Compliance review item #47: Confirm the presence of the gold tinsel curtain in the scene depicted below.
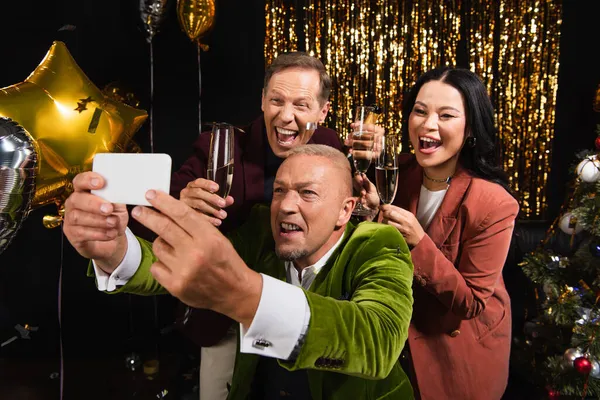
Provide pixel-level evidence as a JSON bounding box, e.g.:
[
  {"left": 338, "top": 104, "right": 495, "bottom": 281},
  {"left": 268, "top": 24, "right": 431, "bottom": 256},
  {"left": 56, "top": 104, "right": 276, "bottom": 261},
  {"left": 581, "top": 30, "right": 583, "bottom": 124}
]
[{"left": 264, "top": 0, "right": 562, "bottom": 219}]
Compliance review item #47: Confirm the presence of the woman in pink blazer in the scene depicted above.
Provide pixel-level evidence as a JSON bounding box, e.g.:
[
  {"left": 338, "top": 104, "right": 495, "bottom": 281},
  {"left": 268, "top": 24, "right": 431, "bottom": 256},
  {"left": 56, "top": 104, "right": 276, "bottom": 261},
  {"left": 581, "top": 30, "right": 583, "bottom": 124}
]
[{"left": 361, "top": 67, "right": 519, "bottom": 399}]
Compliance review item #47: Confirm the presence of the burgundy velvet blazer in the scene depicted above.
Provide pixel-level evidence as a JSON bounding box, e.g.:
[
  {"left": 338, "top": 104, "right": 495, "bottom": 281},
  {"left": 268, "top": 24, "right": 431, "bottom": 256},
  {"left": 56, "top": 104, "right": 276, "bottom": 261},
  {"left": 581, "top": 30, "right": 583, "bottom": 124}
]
[
  {"left": 171, "top": 115, "right": 342, "bottom": 346},
  {"left": 394, "top": 155, "right": 518, "bottom": 400}
]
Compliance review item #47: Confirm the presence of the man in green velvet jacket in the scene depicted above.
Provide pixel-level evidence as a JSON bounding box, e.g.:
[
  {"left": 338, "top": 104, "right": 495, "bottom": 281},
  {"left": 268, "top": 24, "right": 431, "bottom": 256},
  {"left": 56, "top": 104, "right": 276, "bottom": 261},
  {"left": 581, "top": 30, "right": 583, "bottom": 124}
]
[{"left": 63, "top": 144, "right": 414, "bottom": 399}]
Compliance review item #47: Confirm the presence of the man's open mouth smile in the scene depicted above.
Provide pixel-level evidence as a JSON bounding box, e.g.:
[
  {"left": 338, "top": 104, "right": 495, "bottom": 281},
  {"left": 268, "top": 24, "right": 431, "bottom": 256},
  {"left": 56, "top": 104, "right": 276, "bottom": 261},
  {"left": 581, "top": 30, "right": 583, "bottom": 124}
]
[{"left": 276, "top": 127, "right": 299, "bottom": 146}]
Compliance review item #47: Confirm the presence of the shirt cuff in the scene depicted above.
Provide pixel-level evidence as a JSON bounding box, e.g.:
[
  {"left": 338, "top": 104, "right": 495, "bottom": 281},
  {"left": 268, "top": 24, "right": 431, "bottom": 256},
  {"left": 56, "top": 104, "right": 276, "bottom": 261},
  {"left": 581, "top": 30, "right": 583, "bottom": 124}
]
[
  {"left": 92, "top": 227, "right": 142, "bottom": 292},
  {"left": 239, "top": 274, "right": 310, "bottom": 360}
]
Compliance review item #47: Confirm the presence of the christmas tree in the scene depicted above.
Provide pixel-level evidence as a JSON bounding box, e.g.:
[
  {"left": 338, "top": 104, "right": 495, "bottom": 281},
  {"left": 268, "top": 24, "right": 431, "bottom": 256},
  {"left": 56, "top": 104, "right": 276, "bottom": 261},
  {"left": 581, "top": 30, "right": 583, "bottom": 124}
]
[{"left": 518, "top": 125, "right": 600, "bottom": 399}]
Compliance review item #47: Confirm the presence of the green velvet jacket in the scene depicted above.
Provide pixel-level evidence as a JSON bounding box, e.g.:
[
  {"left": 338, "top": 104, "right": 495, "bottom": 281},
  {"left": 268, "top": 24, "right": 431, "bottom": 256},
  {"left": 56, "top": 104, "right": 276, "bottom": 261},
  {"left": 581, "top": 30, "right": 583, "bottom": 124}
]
[{"left": 96, "top": 205, "right": 415, "bottom": 399}]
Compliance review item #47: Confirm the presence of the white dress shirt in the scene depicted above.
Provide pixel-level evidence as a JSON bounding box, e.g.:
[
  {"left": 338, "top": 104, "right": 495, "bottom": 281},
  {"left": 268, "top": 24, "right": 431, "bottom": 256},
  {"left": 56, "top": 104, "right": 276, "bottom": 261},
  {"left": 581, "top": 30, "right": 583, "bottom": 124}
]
[
  {"left": 92, "top": 227, "right": 141, "bottom": 291},
  {"left": 416, "top": 185, "right": 448, "bottom": 230},
  {"left": 93, "top": 228, "right": 345, "bottom": 360}
]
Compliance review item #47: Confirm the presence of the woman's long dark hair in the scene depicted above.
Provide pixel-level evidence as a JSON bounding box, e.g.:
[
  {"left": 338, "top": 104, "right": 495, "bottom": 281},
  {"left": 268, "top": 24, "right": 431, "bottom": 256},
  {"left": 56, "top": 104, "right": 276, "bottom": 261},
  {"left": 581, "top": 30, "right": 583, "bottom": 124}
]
[{"left": 401, "top": 67, "right": 515, "bottom": 197}]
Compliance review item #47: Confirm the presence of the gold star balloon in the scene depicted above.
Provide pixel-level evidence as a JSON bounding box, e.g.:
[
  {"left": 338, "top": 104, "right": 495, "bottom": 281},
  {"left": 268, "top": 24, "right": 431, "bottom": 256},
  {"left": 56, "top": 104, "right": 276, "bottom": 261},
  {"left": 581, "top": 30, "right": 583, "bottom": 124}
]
[{"left": 0, "top": 41, "right": 148, "bottom": 231}]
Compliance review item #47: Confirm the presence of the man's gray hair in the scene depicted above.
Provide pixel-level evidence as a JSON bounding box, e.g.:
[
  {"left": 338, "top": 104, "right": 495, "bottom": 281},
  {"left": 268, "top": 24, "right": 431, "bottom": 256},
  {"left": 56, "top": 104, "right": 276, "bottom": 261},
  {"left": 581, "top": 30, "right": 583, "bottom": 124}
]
[{"left": 263, "top": 52, "right": 332, "bottom": 105}]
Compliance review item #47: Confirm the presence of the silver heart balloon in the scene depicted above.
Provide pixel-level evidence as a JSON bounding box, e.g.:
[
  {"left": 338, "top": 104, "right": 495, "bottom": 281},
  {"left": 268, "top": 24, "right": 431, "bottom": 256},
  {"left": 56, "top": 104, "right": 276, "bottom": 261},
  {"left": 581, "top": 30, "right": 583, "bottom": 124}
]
[{"left": 0, "top": 118, "right": 37, "bottom": 255}]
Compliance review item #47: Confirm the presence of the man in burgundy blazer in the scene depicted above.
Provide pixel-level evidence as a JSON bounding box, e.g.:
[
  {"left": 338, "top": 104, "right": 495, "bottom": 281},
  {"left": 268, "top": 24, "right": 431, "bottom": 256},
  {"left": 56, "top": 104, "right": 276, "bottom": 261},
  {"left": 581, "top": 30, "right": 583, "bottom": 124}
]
[
  {"left": 393, "top": 154, "right": 518, "bottom": 399},
  {"left": 170, "top": 114, "right": 342, "bottom": 346}
]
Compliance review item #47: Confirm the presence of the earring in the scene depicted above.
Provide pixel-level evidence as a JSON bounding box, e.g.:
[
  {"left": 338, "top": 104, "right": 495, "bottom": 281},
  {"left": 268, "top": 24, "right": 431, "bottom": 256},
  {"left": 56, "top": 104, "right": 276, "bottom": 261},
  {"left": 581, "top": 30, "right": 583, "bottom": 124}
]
[{"left": 467, "top": 137, "right": 476, "bottom": 148}]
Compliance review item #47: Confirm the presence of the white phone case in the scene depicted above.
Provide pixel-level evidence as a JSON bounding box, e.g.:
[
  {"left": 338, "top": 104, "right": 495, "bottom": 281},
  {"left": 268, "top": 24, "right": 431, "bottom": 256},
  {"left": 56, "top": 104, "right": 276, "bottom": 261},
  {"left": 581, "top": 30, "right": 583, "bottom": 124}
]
[{"left": 91, "top": 153, "right": 172, "bottom": 206}]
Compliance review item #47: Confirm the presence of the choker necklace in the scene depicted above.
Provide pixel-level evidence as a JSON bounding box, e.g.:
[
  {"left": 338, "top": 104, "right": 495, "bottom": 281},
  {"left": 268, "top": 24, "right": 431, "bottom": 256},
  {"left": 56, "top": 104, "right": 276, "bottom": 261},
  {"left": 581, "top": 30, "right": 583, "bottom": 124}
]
[{"left": 423, "top": 171, "right": 452, "bottom": 184}]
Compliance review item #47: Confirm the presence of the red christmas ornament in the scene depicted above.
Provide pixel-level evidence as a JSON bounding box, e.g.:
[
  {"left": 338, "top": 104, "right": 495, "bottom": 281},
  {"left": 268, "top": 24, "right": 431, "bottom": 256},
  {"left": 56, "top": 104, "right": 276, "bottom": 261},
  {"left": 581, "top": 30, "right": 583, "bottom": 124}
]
[
  {"left": 595, "top": 136, "right": 600, "bottom": 150},
  {"left": 547, "top": 388, "right": 560, "bottom": 399},
  {"left": 574, "top": 356, "right": 593, "bottom": 374}
]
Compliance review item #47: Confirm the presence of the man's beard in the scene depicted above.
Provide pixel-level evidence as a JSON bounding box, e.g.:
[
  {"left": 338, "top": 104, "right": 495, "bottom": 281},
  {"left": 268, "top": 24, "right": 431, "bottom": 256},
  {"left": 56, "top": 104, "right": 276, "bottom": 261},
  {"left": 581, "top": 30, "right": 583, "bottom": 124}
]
[{"left": 275, "top": 247, "right": 309, "bottom": 262}]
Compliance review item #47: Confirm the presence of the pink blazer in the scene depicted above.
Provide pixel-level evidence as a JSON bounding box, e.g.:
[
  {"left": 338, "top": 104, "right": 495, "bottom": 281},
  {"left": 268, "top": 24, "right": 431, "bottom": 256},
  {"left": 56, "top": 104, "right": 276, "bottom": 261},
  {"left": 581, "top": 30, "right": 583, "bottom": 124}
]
[{"left": 394, "top": 155, "right": 519, "bottom": 400}]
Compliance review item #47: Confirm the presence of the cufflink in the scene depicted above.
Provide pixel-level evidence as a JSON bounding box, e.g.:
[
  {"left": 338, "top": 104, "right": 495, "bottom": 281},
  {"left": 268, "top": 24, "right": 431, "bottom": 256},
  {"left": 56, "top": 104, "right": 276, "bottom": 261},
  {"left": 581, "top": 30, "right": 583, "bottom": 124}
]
[{"left": 252, "top": 338, "right": 272, "bottom": 349}]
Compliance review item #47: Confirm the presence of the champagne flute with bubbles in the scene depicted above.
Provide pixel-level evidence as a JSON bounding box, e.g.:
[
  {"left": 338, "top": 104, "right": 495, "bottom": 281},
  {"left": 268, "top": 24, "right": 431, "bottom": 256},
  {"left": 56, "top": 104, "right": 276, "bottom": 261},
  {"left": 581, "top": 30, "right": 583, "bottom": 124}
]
[
  {"left": 375, "top": 135, "right": 399, "bottom": 204},
  {"left": 351, "top": 105, "right": 379, "bottom": 216},
  {"left": 207, "top": 123, "right": 234, "bottom": 198},
  {"left": 181, "top": 123, "right": 235, "bottom": 326}
]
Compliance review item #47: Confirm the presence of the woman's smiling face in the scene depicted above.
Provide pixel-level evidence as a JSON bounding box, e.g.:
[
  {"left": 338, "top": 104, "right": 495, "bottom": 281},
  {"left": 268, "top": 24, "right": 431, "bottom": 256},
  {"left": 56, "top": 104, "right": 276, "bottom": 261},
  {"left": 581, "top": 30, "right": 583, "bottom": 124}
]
[{"left": 408, "top": 80, "right": 467, "bottom": 172}]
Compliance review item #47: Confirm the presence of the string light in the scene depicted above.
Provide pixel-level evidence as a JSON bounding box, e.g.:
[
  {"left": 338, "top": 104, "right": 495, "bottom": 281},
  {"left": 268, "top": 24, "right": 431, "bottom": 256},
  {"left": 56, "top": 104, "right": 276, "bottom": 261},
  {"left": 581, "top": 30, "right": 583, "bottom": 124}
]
[{"left": 265, "top": 0, "right": 561, "bottom": 219}]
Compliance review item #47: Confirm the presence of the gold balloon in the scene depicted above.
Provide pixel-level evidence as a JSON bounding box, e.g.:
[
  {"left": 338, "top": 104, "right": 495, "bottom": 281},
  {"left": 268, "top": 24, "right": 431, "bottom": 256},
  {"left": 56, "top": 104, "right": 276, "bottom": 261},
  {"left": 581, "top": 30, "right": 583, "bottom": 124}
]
[
  {"left": 0, "top": 41, "right": 148, "bottom": 225},
  {"left": 176, "top": 0, "right": 216, "bottom": 46},
  {"left": 102, "top": 83, "right": 144, "bottom": 155},
  {"left": 102, "top": 81, "right": 142, "bottom": 108}
]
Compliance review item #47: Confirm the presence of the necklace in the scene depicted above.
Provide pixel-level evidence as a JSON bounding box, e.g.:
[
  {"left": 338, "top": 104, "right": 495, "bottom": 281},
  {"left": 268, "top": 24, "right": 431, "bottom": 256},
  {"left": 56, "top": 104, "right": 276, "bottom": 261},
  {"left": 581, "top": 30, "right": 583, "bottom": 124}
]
[{"left": 423, "top": 171, "right": 452, "bottom": 184}]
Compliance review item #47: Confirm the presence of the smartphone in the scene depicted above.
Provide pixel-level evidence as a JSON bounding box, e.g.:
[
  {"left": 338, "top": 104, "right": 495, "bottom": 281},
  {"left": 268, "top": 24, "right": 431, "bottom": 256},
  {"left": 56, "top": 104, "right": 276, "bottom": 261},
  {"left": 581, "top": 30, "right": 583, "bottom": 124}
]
[{"left": 91, "top": 153, "right": 172, "bottom": 206}]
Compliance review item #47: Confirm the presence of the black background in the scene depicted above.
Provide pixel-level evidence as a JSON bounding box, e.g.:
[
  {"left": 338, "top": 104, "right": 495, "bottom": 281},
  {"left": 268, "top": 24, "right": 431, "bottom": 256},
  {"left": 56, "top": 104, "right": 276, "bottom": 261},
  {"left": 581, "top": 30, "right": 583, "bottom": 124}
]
[
  {"left": 0, "top": 0, "right": 266, "bottom": 398},
  {"left": 0, "top": 0, "right": 598, "bottom": 399}
]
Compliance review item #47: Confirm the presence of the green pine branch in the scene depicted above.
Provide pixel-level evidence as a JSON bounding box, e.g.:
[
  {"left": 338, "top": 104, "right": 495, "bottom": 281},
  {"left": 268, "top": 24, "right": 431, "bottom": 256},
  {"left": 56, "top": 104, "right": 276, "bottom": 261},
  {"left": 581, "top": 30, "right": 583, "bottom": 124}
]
[
  {"left": 572, "top": 322, "right": 600, "bottom": 357},
  {"left": 517, "top": 143, "right": 600, "bottom": 397}
]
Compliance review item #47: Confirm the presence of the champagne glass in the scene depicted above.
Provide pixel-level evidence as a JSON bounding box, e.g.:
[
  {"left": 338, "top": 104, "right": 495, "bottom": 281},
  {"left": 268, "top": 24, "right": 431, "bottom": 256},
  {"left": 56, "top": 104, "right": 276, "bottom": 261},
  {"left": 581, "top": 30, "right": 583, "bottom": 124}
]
[
  {"left": 183, "top": 123, "right": 235, "bottom": 326},
  {"left": 352, "top": 105, "right": 379, "bottom": 216},
  {"left": 207, "top": 122, "right": 234, "bottom": 198},
  {"left": 375, "top": 135, "right": 399, "bottom": 204},
  {"left": 305, "top": 121, "right": 318, "bottom": 136}
]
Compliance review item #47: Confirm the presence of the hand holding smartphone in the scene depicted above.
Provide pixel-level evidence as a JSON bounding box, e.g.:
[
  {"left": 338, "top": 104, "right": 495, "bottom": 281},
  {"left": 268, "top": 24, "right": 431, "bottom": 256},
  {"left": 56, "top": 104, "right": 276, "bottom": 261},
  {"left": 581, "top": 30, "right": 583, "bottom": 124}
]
[{"left": 91, "top": 153, "right": 172, "bottom": 206}]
